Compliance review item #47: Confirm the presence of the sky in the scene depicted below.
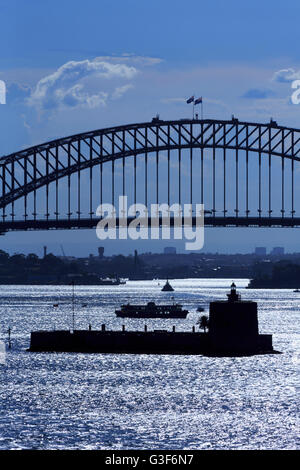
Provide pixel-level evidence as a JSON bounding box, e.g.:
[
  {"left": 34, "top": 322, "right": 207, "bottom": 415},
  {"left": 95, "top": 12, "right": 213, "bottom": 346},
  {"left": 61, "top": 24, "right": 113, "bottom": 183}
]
[{"left": 1, "top": 0, "right": 300, "bottom": 256}]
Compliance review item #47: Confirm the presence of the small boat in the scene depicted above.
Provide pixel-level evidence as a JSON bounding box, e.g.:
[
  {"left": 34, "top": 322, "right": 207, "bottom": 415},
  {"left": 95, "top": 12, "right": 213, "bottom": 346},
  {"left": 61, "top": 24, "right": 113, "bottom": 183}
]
[
  {"left": 197, "top": 306, "right": 205, "bottom": 313},
  {"left": 115, "top": 301, "right": 188, "bottom": 318},
  {"left": 161, "top": 279, "right": 174, "bottom": 292}
]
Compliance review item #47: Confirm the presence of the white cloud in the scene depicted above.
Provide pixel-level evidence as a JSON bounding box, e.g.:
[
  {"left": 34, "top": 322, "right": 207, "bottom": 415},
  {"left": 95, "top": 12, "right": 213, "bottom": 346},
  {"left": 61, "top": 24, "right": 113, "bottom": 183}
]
[
  {"left": 96, "top": 55, "right": 163, "bottom": 66},
  {"left": 27, "top": 58, "right": 138, "bottom": 110},
  {"left": 112, "top": 84, "right": 134, "bottom": 100},
  {"left": 272, "top": 68, "right": 300, "bottom": 83},
  {"left": 161, "top": 97, "right": 186, "bottom": 104},
  {"left": 56, "top": 84, "right": 108, "bottom": 108},
  {"left": 21, "top": 113, "right": 31, "bottom": 129}
]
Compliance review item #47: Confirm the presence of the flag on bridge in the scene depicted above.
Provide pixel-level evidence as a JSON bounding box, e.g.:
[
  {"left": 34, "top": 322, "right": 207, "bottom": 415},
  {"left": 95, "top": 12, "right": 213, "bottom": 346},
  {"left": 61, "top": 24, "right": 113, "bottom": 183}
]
[
  {"left": 194, "top": 97, "right": 202, "bottom": 105},
  {"left": 186, "top": 96, "right": 194, "bottom": 104}
]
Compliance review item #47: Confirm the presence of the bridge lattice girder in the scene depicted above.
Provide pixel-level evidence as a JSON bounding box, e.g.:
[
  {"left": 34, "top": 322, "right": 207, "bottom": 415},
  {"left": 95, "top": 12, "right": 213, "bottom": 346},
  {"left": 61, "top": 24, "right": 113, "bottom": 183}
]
[{"left": 0, "top": 118, "right": 299, "bottom": 229}]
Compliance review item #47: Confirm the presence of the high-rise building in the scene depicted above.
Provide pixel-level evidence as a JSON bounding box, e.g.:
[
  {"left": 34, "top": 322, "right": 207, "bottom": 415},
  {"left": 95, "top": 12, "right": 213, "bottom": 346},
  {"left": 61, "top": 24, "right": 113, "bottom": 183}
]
[
  {"left": 98, "top": 247, "right": 104, "bottom": 258},
  {"left": 270, "top": 247, "right": 284, "bottom": 256},
  {"left": 164, "top": 247, "right": 177, "bottom": 255},
  {"left": 254, "top": 247, "right": 267, "bottom": 256}
]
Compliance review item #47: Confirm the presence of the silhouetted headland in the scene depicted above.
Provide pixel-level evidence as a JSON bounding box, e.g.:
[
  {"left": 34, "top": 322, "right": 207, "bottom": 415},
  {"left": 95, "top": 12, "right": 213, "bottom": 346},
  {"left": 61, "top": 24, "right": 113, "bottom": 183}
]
[
  {"left": 248, "top": 261, "right": 300, "bottom": 288},
  {"left": 2, "top": 248, "right": 300, "bottom": 284}
]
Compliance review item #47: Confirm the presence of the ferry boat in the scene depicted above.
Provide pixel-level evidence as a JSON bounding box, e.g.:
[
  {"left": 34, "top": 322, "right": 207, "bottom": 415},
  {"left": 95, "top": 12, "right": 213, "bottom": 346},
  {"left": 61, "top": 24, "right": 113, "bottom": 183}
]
[
  {"left": 115, "top": 301, "right": 188, "bottom": 318},
  {"left": 98, "top": 277, "right": 126, "bottom": 286}
]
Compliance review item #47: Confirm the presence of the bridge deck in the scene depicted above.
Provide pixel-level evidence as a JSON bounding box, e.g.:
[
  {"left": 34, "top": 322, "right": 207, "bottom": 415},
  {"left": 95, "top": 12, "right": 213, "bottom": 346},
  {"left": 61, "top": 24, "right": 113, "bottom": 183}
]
[{"left": 0, "top": 216, "right": 299, "bottom": 234}]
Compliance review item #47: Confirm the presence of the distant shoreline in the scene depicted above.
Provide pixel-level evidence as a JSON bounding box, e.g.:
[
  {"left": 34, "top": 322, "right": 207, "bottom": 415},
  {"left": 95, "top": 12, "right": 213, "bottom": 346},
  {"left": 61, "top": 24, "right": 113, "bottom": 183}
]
[{"left": 247, "top": 280, "right": 300, "bottom": 289}]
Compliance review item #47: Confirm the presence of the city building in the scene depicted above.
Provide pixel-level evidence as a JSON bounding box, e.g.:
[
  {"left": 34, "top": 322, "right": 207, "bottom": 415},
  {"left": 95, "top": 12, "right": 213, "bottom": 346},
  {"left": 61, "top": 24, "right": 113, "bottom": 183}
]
[
  {"left": 254, "top": 247, "right": 267, "bottom": 256},
  {"left": 271, "top": 247, "right": 285, "bottom": 256},
  {"left": 98, "top": 247, "right": 104, "bottom": 258},
  {"left": 164, "top": 247, "right": 177, "bottom": 255}
]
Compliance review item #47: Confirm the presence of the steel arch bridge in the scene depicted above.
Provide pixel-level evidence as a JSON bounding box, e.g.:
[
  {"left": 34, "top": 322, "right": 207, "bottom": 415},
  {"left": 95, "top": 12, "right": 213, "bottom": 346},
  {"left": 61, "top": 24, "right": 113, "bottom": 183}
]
[{"left": 1, "top": 117, "right": 300, "bottom": 234}]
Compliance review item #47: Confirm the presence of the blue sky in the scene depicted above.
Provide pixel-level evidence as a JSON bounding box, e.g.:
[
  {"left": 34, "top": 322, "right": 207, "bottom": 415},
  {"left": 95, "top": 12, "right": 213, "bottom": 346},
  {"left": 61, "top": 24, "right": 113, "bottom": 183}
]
[{"left": 1, "top": 0, "right": 300, "bottom": 255}]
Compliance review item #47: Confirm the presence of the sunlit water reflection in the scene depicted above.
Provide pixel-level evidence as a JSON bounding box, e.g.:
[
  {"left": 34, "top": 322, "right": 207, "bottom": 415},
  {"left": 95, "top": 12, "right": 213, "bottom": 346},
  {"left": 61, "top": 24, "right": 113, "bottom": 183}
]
[{"left": 0, "top": 279, "right": 299, "bottom": 449}]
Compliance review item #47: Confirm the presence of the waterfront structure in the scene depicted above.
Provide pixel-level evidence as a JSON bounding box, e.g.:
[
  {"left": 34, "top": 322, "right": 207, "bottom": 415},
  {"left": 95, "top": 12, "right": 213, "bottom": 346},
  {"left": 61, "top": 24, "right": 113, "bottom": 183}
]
[{"left": 29, "top": 284, "right": 275, "bottom": 356}]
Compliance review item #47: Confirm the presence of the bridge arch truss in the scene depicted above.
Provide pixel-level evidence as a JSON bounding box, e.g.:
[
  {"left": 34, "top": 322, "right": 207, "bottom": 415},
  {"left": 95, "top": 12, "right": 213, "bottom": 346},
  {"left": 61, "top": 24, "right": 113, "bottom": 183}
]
[{"left": 1, "top": 118, "right": 300, "bottom": 232}]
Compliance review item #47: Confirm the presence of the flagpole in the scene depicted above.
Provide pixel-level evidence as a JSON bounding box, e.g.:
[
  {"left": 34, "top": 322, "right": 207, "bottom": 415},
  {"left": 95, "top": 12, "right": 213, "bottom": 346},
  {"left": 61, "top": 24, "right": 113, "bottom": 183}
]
[
  {"left": 193, "top": 92, "right": 195, "bottom": 120},
  {"left": 186, "top": 96, "right": 195, "bottom": 119}
]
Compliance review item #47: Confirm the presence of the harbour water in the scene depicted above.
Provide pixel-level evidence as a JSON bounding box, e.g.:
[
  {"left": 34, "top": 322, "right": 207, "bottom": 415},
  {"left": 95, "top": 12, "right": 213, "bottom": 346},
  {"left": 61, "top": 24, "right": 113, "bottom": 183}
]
[{"left": 0, "top": 279, "right": 298, "bottom": 449}]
